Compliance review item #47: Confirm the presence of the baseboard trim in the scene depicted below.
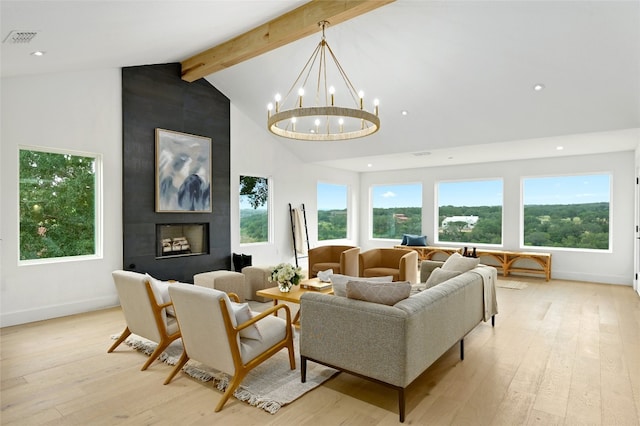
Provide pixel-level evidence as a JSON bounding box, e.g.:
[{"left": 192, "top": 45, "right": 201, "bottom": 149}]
[{"left": 0, "top": 296, "right": 119, "bottom": 328}]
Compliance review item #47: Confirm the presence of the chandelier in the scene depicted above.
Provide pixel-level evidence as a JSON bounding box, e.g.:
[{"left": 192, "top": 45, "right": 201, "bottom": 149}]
[{"left": 267, "top": 21, "right": 380, "bottom": 141}]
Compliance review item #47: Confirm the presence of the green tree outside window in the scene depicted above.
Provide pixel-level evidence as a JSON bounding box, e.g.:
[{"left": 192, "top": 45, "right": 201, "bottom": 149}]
[{"left": 19, "top": 149, "right": 98, "bottom": 260}]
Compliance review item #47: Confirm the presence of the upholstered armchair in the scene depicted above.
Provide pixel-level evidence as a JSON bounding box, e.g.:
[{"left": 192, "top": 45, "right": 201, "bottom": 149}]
[
  {"left": 359, "top": 248, "right": 419, "bottom": 283},
  {"left": 108, "top": 270, "right": 181, "bottom": 370},
  {"left": 308, "top": 245, "right": 360, "bottom": 278},
  {"left": 164, "top": 283, "right": 295, "bottom": 412}
]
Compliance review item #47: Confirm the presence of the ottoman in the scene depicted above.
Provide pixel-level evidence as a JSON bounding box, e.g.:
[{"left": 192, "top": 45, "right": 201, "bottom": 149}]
[
  {"left": 242, "top": 265, "right": 276, "bottom": 302},
  {"left": 194, "top": 270, "right": 246, "bottom": 302}
]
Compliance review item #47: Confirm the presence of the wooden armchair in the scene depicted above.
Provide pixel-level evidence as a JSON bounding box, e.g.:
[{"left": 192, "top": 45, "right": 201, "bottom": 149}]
[
  {"left": 308, "top": 245, "right": 360, "bottom": 278},
  {"left": 359, "top": 248, "right": 419, "bottom": 283},
  {"left": 108, "top": 270, "right": 181, "bottom": 370},
  {"left": 164, "top": 283, "right": 295, "bottom": 412}
]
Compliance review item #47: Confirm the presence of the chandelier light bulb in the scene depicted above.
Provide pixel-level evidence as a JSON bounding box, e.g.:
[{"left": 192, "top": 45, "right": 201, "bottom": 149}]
[
  {"left": 298, "top": 88, "right": 304, "bottom": 107},
  {"left": 358, "top": 90, "right": 364, "bottom": 109},
  {"left": 373, "top": 99, "right": 379, "bottom": 116},
  {"left": 267, "top": 102, "right": 273, "bottom": 118},
  {"left": 329, "top": 86, "right": 335, "bottom": 105}
]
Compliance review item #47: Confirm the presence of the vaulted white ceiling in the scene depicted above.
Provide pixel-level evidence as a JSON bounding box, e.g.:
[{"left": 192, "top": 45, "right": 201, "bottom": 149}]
[{"left": 2, "top": 1, "right": 638, "bottom": 171}]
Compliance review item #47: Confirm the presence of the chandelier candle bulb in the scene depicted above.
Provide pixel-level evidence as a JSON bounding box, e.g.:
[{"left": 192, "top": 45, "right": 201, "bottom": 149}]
[
  {"left": 298, "top": 88, "right": 304, "bottom": 108},
  {"left": 275, "top": 94, "right": 281, "bottom": 113},
  {"left": 330, "top": 86, "right": 335, "bottom": 106},
  {"left": 374, "top": 99, "right": 379, "bottom": 116},
  {"left": 359, "top": 91, "right": 364, "bottom": 110}
]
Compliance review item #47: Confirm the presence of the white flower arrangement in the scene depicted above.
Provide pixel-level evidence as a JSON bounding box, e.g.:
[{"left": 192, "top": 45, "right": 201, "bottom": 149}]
[{"left": 268, "top": 263, "right": 303, "bottom": 291}]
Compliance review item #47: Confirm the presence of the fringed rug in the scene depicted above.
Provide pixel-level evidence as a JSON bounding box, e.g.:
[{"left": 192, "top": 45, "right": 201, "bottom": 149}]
[
  {"left": 111, "top": 332, "right": 338, "bottom": 414},
  {"left": 496, "top": 280, "right": 528, "bottom": 290}
]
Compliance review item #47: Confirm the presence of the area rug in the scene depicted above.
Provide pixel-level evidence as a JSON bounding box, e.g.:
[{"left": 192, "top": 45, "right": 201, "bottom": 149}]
[
  {"left": 111, "top": 332, "right": 338, "bottom": 414},
  {"left": 496, "top": 280, "right": 528, "bottom": 290}
]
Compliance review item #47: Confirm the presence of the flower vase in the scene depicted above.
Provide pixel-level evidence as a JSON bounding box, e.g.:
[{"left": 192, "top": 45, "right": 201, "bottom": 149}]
[{"left": 278, "top": 282, "right": 292, "bottom": 293}]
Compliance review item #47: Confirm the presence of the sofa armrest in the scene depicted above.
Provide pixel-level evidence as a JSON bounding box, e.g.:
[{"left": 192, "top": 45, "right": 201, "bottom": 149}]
[{"left": 300, "top": 292, "right": 408, "bottom": 387}]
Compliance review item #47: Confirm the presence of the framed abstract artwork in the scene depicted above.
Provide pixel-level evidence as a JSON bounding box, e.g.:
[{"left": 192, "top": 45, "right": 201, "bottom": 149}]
[{"left": 155, "top": 128, "right": 212, "bottom": 212}]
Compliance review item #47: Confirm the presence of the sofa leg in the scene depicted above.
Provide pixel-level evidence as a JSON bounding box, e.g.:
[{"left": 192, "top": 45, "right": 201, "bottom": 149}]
[
  {"left": 492, "top": 314, "right": 495, "bottom": 327},
  {"left": 460, "top": 338, "right": 464, "bottom": 361},
  {"left": 398, "top": 388, "right": 405, "bottom": 423},
  {"left": 301, "top": 356, "right": 307, "bottom": 383}
]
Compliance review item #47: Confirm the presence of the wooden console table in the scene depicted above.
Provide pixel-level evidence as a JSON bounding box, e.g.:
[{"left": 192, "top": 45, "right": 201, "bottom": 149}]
[{"left": 396, "top": 245, "right": 552, "bottom": 281}]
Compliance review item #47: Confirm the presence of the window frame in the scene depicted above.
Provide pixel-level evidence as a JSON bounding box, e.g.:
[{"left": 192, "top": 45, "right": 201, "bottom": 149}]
[
  {"left": 18, "top": 145, "right": 103, "bottom": 266},
  {"left": 520, "top": 172, "right": 612, "bottom": 252},
  {"left": 434, "top": 178, "right": 504, "bottom": 247},
  {"left": 239, "top": 174, "right": 272, "bottom": 245},
  {"left": 369, "top": 182, "right": 423, "bottom": 241},
  {"left": 316, "top": 181, "right": 350, "bottom": 242}
]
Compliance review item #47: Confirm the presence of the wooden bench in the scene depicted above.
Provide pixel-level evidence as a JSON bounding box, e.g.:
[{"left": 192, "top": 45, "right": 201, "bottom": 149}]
[{"left": 396, "top": 245, "right": 552, "bottom": 281}]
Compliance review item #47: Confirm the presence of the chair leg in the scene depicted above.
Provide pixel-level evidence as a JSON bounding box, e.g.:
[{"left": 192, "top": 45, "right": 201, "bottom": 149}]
[
  {"left": 215, "top": 371, "right": 246, "bottom": 412},
  {"left": 287, "top": 338, "right": 296, "bottom": 370},
  {"left": 398, "top": 388, "right": 405, "bottom": 423},
  {"left": 164, "top": 352, "right": 189, "bottom": 385},
  {"left": 107, "top": 327, "right": 131, "bottom": 353},
  {"left": 141, "top": 338, "right": 172, "bottom": 371}
]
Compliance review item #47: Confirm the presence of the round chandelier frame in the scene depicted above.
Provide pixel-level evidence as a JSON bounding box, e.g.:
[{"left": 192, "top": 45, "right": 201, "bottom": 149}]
[{"left": 267, "top": 21, "right": 380, "bottom": 141}]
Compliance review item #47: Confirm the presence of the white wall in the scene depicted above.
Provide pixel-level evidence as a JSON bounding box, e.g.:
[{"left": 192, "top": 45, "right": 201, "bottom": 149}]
[
  {"left": 1, "top": 70, "right": 123, "bottom": 327},
  {"left": 229, "top": 104, "right": 360, "bottom": 271},
  {"left": 359, "top": 151, "right": 636, "bottom": 285}
]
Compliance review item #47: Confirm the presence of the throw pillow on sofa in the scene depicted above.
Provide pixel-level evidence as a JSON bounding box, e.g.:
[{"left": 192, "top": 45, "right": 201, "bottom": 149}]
[
  {"left": 441, "top": 252, "right": 480, "bottom": 272},
  {"left": 425, "top": 267, "right": 462, "bottom": 288},
  {"left": 330, "top": 274, "right": 393, "bottom": 297},
  {"left": 346, "top": 280, "right": 412, "bottom": 306}
]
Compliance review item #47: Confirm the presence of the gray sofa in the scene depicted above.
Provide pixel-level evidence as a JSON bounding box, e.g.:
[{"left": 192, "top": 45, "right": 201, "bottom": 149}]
[{"left": 299, "top": 261, "right": 497, "bottom": 422}]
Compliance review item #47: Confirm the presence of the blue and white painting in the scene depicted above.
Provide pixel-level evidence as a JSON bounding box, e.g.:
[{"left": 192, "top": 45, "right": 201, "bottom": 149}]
[{"left": 155, "top": 128, "right": 212, "bottom": 212}]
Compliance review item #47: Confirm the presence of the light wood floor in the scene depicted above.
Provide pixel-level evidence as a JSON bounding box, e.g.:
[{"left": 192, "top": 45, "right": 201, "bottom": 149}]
[{"left": 2, "top": 278, "right": 639, "bottom": 425}]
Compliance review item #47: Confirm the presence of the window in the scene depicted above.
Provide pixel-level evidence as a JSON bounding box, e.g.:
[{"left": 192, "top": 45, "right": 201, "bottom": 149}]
[
  {"left": 317, "top": 182, "right": 348, "bottom": 240},
  {"left": 239, "top": 175, "right": 270, "bottom": 244},
  {"left": 437, "top": 179, "right": 503, "bottom": 245},
  {"left": 19, "top": 147, "right": 100, "bottom": 262},
  {"left": 371, "top": 183, "right": 422, "bottom": 239},
  {"left": 522, "top": 174, "right": 610, "bottom": 250}
]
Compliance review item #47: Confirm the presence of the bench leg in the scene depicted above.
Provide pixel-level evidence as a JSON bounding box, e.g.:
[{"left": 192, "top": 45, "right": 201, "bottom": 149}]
[
  {"left": 460, "top": 338, "right": 464, "bottom": 360},
  {"left": 398, "top": 388, "right": 405, "bottom": 423}
]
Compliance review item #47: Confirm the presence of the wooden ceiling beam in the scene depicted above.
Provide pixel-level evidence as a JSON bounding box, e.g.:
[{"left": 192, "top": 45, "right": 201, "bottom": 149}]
[{"left": 181, "top": 0, "right": 396, "bottom": 82}]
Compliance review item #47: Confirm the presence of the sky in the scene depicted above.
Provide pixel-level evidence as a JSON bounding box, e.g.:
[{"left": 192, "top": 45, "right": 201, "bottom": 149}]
[
  {"left": 317, "top": 182, "right": 348, "bottom": 210},
  {"left": 523, "top": 174, "right": 610, "bottom": 205}
]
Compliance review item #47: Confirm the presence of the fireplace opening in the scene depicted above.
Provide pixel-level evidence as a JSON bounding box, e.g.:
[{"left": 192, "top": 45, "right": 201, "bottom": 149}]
[{"left": 156, "top": 223, "right": 209, "bottom": 259}]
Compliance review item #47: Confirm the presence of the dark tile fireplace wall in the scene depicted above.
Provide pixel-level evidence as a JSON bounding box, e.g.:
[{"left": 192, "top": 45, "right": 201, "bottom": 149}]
[{"left": 122, "top": 63, "right": 231, "bottom": 282}]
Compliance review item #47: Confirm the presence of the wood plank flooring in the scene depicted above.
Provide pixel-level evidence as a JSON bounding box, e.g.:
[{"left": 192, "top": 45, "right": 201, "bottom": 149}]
[{"left": 1, "top": 278, "right": 639, "bottom": 425}]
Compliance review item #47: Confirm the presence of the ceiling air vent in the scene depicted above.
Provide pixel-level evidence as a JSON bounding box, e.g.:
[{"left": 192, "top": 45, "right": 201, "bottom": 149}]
[
  {"left": 3, "top": 30, "right": 38, "bottom": 44},
  {"left": 412, "top": 151, "right": 431, "bottom": 157}
]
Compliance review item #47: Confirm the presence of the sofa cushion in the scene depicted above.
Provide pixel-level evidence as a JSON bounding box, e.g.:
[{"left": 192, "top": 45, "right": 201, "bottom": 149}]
[
  {"left": 425, "top": 267, "right": 462, "bottom": 288},
  {"left": 229, "top": 302, "right": 262, "bottom": 341},
  {"left": 441, "top": 252, "right": 480, "bottom": 273},
  {"left": 330, "top": 274, "right": 393, "bottom": 297},
  {"left": 346, "top": 280, "right": 412, "bottom": 306}
]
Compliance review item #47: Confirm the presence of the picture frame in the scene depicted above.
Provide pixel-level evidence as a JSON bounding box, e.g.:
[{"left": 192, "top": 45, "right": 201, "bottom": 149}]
[{"left": 155, "top": 128, "right": 212, "bottom": 213}]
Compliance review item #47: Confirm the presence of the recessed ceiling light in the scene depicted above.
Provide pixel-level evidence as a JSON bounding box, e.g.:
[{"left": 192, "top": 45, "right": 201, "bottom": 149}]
[
  {"left": 556, "top": 146, "right": 564, "bottom": 150},
  {"left": 367, "top": 163, "right": 372, "bottom": 168},
  {"left": 30, "top": 51, "right": 45, "bottom": 56},
  {"left": 533, "top": 83, "right": 545, "bottom": 91},
  {"left": 401, "top": 110, "right": 408, "bottom": 116}
]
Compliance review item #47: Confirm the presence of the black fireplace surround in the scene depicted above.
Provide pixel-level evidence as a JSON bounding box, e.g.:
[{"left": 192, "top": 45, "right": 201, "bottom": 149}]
[{"left": 122, "top": 63, "right": 231, "bottom": 283}]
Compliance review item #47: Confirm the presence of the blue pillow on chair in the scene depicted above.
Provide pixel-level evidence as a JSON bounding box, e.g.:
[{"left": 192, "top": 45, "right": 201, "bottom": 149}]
[{"left": 406, "top": 235, "right": 427, "bottom": 246}]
